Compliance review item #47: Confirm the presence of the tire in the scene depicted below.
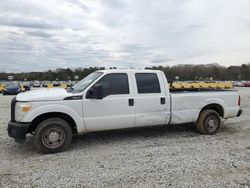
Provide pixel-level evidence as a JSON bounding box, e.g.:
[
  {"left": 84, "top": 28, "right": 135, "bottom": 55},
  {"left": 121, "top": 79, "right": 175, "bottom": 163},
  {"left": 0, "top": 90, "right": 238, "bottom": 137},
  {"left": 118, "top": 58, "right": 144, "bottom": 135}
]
[
  {"left": 196, "top": 109, "right": 221, "bottom": 135},
  {"left": 33, "top": 118, "right": 72, "bottom": 153}
]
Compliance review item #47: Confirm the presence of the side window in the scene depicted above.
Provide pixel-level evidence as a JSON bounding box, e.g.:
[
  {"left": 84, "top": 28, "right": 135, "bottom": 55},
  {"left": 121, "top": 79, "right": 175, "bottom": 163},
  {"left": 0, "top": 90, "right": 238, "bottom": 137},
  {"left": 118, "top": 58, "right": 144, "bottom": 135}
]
[
  {"left": 135, "top": 73, "right": 161, "bottom": 94},
  {"left": 95, "top": 73, "right": 129, "bottom": 97}
]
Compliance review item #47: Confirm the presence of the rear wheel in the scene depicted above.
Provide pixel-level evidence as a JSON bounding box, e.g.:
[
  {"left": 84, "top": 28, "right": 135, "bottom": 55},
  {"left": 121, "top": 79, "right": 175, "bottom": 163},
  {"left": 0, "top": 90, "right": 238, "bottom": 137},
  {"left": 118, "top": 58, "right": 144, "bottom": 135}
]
[
  {"left": 33, "top": 118, "right": 72, "bottom": 153},
  {"left": 196, "top": 109, "right": 221, "bottom": 134}
]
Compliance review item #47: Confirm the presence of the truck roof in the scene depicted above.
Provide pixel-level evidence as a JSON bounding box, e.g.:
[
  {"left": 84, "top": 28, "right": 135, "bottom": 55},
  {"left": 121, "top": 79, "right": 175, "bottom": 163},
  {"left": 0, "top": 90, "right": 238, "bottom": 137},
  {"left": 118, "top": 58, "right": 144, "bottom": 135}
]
[{"left": 97, "top": 69, "right": 163, "bottom": 74}]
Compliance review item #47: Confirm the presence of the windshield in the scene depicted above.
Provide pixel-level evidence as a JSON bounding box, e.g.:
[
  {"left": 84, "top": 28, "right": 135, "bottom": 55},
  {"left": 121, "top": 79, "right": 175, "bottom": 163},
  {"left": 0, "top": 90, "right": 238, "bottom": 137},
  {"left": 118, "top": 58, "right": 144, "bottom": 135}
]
[
  {"left": 6, "top": 82, "right": 19, "bottom": 87},
  {"left": 72, "top": 72, "right": 103, "bottom": 93}
]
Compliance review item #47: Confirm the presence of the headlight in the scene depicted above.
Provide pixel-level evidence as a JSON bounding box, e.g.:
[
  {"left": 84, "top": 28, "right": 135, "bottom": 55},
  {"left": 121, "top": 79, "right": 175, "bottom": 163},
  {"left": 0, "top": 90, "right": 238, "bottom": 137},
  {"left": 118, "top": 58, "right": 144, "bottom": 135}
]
[{"left": 15, "top": 102, "right": 31, "bottom": 121}]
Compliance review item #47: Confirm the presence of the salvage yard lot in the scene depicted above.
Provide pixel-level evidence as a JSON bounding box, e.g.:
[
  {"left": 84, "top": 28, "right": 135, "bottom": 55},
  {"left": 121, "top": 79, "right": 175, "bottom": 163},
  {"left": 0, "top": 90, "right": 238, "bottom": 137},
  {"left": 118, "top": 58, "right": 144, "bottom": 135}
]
[{"left": 0, "top": 88, "right": 249, "bottom": 187}]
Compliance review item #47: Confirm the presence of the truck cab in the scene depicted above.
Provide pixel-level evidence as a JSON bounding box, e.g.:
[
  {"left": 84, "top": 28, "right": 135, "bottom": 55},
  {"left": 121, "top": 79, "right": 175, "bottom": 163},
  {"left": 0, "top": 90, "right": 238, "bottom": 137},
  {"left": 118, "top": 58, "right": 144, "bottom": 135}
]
[{"left": 81, "top": 70, "right": 171, "bottom": 131}]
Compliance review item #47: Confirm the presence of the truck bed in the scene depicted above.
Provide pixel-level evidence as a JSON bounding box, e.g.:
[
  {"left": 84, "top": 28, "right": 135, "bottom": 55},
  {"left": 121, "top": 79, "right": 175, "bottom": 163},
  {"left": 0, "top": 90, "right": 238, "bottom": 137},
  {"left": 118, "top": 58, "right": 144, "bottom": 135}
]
[{"left": 169, "top": 89, "right": 239, "bottom": 125}]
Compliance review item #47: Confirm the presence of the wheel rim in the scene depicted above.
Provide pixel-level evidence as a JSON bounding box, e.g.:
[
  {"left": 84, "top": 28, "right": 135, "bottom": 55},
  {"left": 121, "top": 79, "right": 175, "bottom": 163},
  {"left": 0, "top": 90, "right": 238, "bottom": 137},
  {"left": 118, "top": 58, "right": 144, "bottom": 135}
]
[
  {"left": 42, "top": 127, "right": 65, "bottom": 149},
  {"left": 205, "top": 115, "right": 219, "bottom": 132}
]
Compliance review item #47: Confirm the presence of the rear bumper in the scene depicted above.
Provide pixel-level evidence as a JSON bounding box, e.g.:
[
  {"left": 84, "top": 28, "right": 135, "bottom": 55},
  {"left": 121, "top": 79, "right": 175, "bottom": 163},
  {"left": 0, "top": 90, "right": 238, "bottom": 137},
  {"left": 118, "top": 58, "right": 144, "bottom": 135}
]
[
  {"left": 8, "top": 121, "right": 30, "bottom": 143},
  {"left": 237, "top": 109, "right": 242, "bottom": 117}
]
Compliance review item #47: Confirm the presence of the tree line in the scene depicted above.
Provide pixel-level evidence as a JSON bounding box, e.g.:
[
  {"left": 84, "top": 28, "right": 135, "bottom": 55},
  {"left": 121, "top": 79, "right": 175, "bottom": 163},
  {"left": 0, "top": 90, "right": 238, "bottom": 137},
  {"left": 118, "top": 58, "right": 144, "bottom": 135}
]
[
  {"left": 0, "top": 64, "right": 250, "bottom": 81},
  {"left": 0, "top": 67, "right": 105, "bottom": 81},
  {"left": 146, "top": 63, "right": 250, "bottom": 81}
]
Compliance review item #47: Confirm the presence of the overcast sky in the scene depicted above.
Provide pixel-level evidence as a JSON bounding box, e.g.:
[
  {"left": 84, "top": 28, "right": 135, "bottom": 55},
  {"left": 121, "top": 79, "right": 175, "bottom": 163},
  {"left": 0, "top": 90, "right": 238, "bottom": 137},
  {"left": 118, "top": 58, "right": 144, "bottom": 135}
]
[{"left": 1, "top": 0, "right": 250, "bottom": 72}]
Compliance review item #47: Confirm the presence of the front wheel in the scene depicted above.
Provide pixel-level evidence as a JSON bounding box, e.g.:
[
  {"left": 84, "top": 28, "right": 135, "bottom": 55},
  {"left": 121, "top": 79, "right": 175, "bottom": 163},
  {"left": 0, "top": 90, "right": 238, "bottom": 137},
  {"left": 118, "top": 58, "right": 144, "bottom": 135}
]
[
  {"left": 33, "top": 118, "right": 72, "bottom": 153},
  {"left": 196, "top": 109, "right": 221, "bottom": 135}
]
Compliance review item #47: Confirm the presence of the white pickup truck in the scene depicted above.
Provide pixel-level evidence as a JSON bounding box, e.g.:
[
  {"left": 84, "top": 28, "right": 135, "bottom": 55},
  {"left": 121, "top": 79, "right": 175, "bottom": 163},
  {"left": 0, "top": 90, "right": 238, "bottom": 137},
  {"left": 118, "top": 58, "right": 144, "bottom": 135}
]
[{"left": 8, "top": 69, "right": 242, "bottom": 153}]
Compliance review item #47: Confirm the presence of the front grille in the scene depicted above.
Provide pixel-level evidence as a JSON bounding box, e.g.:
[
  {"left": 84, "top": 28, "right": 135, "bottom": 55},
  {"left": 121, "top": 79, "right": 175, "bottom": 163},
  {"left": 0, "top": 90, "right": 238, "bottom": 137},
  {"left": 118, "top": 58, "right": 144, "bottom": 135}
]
[{"left": 11, "top": 97, "right": 16, "bottom": 122}]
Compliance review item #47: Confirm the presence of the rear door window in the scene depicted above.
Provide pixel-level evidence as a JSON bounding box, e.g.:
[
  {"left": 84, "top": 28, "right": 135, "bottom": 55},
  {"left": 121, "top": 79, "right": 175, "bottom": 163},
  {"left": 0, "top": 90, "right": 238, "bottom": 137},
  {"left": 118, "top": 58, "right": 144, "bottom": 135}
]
[{"left": 135, "top": 73, "right": 161, "bottom": 94}]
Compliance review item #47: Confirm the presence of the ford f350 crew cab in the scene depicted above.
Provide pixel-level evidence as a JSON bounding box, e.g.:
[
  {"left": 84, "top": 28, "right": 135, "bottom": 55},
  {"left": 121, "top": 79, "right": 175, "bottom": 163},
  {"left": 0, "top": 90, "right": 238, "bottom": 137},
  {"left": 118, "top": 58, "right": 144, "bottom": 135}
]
[{"left": 8, "top": 69, "right": 242, "bottom": 153}]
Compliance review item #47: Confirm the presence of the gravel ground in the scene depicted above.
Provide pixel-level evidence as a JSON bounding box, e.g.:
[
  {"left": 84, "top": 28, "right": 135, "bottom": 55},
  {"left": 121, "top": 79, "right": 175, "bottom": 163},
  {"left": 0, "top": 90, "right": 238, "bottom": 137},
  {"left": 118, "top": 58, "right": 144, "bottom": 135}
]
[{"left": 0, "top": 88, "right": 249, "bottom": 188}]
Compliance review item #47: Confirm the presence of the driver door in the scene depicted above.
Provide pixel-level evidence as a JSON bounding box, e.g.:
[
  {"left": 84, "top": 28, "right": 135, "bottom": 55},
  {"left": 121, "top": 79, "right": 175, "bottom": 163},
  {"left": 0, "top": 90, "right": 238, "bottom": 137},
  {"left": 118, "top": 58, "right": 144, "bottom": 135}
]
[{"left": 82, "top": 73, "right": 135, "bottom": 131}]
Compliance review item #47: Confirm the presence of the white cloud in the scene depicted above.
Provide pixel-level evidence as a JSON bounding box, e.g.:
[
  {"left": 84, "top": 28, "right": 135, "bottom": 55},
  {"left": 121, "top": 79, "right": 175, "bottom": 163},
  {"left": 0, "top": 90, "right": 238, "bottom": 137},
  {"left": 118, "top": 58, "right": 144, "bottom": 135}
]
[{"left": 0, "top": 0, "right": 250, "bottom": 72}]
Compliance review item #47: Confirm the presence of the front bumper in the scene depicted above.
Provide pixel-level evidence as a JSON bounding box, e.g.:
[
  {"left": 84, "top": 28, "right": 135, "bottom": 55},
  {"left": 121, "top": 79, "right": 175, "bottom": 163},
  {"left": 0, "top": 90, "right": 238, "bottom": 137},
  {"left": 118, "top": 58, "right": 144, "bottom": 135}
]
[
  {"left": 237, "top": 109, "right": 242, "bottom": 117},
  {"left": 3, "top": 90, "right": 20, "bottom": 95},
  {"left": 8, "top": 121, "right": 30, "bottom": 143}
]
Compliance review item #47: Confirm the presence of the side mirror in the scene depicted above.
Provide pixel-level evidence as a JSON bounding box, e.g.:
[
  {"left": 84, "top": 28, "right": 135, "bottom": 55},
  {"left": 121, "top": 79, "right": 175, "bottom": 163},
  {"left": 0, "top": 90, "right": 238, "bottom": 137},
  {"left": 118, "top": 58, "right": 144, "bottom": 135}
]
[{"left": 86, "top": 84, "right": 103, "bottom": 99}]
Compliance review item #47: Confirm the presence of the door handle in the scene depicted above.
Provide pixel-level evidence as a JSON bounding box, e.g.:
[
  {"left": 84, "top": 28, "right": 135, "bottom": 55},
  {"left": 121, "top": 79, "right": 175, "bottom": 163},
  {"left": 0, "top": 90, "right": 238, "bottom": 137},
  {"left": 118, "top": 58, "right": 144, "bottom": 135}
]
[
  {"left": 128, "top": 99, "right": 134, "bottom": 106},
  {"left": 160, "top": 97, "right": 165, "bottom": 104}
]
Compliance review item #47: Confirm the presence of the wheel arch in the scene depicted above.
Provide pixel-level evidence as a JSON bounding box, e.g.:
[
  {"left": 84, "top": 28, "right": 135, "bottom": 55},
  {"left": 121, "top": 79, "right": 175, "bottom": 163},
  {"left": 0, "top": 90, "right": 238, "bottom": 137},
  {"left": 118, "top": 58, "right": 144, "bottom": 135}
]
[
  {"left": 29, "top": 112, "right": 78, "bottom": 134},
  {"left": 199, "top": 103, "right": 224, "bottom": 118}
]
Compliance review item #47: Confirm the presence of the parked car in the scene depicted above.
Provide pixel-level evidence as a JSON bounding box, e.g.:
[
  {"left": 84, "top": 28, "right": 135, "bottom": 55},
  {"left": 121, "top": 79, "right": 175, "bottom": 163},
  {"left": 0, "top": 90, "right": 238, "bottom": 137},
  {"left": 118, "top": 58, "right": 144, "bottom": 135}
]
[
  {"left": 8, "top": 69, "right": 242, "bottom": 153},
  {"left": 233, "top": 82, "right": 244, "bottom": 87},
  {"left": 243, "top": 82, "right": 250, "bottom": 87},
  {"left": 0, "top": 83, "right": 4, "bottom": 93},
  {"left": 33, "top": 81, "right": 41, "bottom": 87},
  {"left": 66, "top": 80, "right": 73, "bottom": 87},
  {"left": 21, "top": 82, "right": 31, "bottom": 91},
  {"left": 3, "top": 82, "right": 21, "bottom": 95},
  {"left": 52, "top": 81, "right": 60, "bottom": 87},
  {"left": 42, "top": 81, "right": 50, "bottom": 87}
]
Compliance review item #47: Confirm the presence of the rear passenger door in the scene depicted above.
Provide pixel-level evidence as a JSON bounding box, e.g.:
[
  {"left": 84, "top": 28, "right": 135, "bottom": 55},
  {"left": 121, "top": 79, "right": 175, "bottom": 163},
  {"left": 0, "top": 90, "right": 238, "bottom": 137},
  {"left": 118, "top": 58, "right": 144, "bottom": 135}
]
[{"left": 133, "top": 72, "right": 169, "bottom": 127}]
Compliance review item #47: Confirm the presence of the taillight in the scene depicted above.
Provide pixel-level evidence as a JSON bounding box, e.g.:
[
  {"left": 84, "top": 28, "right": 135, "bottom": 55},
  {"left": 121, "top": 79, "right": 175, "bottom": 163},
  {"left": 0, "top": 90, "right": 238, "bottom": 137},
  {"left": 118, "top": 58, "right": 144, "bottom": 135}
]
[{"left": 238, "top": 96, "right": 241, "bottom": 106}]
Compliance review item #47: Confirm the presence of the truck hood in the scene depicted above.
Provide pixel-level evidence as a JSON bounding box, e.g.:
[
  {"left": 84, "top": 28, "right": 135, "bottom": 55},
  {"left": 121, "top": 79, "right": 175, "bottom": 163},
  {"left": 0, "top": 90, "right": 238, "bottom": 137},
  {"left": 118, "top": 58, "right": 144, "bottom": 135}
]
[{"left": 16, "top": 88, "right": 72, "bottom": 102}]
